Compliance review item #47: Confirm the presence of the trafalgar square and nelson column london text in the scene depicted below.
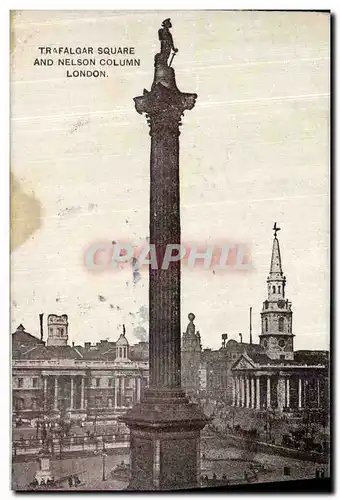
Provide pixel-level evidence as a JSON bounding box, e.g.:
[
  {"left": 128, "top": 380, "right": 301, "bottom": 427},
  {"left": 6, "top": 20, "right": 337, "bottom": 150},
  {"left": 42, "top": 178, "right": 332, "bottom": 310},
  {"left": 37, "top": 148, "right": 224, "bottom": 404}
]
[{"left": 10, "top": 11, "right": 330, "bottom": 491}]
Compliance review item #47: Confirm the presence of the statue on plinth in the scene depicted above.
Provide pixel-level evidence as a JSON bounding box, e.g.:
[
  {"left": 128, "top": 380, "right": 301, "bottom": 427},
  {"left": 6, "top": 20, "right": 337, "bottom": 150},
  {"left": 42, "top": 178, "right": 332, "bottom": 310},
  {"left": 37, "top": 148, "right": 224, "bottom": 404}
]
[{"left": 155, "top": 18, "right": 178, "bottom": 67}]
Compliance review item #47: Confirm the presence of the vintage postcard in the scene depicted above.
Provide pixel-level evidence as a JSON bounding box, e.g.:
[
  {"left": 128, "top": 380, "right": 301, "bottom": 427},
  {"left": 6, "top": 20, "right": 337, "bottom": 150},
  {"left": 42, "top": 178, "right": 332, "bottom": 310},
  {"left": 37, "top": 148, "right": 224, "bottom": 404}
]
[{"left": 10, "top": 10, "right": 330, "bottom": 491}]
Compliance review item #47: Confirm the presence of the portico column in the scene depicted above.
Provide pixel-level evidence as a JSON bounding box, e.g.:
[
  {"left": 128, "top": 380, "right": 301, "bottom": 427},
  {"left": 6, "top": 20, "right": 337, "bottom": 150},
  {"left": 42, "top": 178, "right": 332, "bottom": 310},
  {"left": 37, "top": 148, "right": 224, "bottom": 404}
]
[
  {"left": 246, "top": 377, "right": 250, "bottom": 408},
  {"left": 232, "top": 377, "right": 236, "bottom": 406},
  {"left": 298, "top": 378, "right": 302, "bottom": 408},
  {"left": 80, "top": 376, "right": 85, "bottom": 409},
  {"left": 286, "top": 378, "right": 290, "bottom": 408},
  {"left": 235, "top": 375, "right": 240, "bottom": 406},
  {"left": 277, "top": 378, "right": 285, "bottom": 410},
  {"left": 115, "top": 377, "right": 120, "bottom": 408},
  {"left": 251, "top": 377, "right": 255, "bottom": 408},
  {"left": 70, "top": 376, "right": 74, "bottom": 409},
  {"left": 54, "top": 376, "right": 58, "bottom": 410},
  {"left": 266, "top": 376, "right": 271, "bottom": 408},
  {"left": 240, "top": 376, "right": 245, "bottom": 407},
  {"left": 121, "top": 376, "right": 125, "bottom": 407},
  {"left": 256, "top": 376, "right": 260, "bottom": 409},
  {"left": 43, "top": 376, "right": 47, "bottom": 408},
  {"left": 136, "top": 377, "right": 141, "bottom": 403}
]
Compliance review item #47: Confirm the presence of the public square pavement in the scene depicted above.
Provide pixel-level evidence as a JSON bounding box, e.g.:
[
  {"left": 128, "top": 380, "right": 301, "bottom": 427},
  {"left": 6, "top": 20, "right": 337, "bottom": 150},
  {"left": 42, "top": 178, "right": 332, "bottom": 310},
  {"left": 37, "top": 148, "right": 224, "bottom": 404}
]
[
  {"left": 12, "top": 433, "right": 329, "bottom": 491},
  {"left": 12, "top": 451, "right": 130, "bottom": 490}
]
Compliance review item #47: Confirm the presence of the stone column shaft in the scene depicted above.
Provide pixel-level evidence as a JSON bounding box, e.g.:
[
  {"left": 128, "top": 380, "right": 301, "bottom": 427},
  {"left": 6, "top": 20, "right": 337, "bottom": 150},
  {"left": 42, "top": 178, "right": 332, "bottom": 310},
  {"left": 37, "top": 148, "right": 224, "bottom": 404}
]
[
  {"left": 246, "top": 377, "right": 250, "bottom": 408},
  {"left": 43, "top": 376, "right": 47, "bottom": 408},
  {"left": 286, "top": 378, "right": 290, "bottom": 408},
  {"left": 121, "top": 376, "right": 125, "bottom": 407},
  {"left": 148, "top": 118, "right": 181, "bottom": 391},
  {"left": 277, "top": 378, "right": 285, "bottom": 410},
  {"left": 115, "top": 377, "right": 119, "bottom": 408},
  {"left": 251, "top": 377, "right": 255, "bottom": 408},
  {"left": 80, "top": 376, "right": 85, "bottom": 410},
  {"left": 240, "top": 377, "right": 245, "bottom": 407},
  {"left": 256, "top": 376, "right": 260, "bottom": 409},
  {"left": 70, "top": 376, "right": 74, "bottom": 409},
  {"left": 298, "top": 378, "right": 302, "bottom": 408},
  {"left": 232, "top": 377, "right": 236, "bottom": 406},
  {"left": 267, "top": 376, "right": 271, "bottom": 408},
  {"left": 54, "top": 376, "right": 58, "bottom": 410},
  {"left": 136, "top": 377, "right": 141, "bottom": 403}
]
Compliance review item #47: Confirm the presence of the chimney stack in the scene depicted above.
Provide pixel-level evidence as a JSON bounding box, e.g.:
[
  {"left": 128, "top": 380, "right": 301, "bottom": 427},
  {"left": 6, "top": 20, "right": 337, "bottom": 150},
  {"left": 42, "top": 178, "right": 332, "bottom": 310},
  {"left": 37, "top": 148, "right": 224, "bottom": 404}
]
[
  {"left": 239, "top": 332, "right": 243, "bottom": 344},
  {"left": 39, "top": 313, "right": 44, "bottom": 341}
]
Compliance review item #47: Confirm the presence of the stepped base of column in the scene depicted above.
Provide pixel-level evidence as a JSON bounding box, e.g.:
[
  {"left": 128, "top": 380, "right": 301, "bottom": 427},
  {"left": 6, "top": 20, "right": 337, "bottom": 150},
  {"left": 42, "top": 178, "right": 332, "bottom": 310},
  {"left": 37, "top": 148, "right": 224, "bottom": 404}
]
[{"left": 121, "top": 388, "right": 209, "bottom": 491}]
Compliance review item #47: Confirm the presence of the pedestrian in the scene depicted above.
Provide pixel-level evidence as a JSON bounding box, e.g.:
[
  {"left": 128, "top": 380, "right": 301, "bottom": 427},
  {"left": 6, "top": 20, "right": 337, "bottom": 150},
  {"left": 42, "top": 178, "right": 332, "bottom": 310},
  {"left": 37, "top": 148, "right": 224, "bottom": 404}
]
[
  {"left": 320, "top": 469, "right": 325, "bottom": 478},
  {"left": 68, "top": 476, "right": 73, "bottom": 487}
]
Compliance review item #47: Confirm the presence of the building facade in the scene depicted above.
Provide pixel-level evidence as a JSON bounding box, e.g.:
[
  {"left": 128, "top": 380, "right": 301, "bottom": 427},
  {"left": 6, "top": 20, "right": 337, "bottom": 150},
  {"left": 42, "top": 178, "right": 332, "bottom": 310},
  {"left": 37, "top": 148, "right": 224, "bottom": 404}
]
[
  {"left": 230, "top": 230, "right": 329, "bottom": 413},
  {"left": 12, "top": 319, "right": 149, "bottom": 421}
]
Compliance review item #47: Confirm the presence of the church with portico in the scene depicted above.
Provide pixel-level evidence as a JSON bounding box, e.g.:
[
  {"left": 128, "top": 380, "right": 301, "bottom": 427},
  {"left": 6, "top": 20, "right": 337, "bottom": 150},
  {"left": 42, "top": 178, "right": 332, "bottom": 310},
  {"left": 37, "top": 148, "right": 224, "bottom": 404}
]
[{"left": 230, "top": 224, "right": 328, "bottom": 413}]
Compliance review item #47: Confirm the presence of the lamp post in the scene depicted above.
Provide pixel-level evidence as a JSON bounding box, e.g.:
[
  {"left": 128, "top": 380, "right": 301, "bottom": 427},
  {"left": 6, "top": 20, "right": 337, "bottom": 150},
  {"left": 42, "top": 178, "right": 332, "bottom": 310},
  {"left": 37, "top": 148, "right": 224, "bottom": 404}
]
[{"left": 102, "top": 446, "right": 107, "bottom": 482}]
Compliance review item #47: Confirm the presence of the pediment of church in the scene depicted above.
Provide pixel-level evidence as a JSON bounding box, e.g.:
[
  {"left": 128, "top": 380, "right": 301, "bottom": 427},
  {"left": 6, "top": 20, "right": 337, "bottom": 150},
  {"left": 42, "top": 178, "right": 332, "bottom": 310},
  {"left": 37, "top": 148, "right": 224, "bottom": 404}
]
[{"left": 232, "top": 354, "right": 256, "bottom": 370}]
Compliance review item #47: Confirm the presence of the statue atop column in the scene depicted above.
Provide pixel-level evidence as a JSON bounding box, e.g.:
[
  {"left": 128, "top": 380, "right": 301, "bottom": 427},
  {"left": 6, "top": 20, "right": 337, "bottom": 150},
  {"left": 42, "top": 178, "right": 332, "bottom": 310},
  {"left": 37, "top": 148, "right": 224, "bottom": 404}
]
[{"left": 155, "top": 18, "right": 178, "bottom": 67}]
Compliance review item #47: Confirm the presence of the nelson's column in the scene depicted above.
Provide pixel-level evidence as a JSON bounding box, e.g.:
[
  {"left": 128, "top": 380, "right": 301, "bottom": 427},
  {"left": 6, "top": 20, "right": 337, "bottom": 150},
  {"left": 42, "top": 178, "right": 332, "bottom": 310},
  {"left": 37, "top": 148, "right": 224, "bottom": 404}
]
[{"left": 122, "top": 19, "right": 208, "bottom": 490}]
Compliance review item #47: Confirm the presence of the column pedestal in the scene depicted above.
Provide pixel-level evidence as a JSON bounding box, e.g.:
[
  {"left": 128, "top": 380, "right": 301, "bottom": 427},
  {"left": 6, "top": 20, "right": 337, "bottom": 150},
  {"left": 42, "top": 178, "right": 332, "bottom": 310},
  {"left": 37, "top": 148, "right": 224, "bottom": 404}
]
[{"left": 123, "top": 389, "right": 207, "bottom": 490}]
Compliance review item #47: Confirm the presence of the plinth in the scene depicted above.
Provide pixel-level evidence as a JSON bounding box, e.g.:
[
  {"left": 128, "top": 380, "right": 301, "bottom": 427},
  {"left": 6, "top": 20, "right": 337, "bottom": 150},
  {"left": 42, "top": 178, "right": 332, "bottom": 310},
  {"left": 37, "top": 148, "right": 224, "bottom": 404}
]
[
  {"left": 35, "top": 453, "right": 53, "bottom": 485},
  {"left": 121, "top": 52, "right": 208, "bottom": 491}
]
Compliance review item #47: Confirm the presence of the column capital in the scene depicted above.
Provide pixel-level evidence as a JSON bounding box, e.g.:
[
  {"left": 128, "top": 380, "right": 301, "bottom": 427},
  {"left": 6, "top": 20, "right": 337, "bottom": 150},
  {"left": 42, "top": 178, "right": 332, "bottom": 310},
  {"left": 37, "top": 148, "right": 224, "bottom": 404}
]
[{"left": 134, "top": 83, "right": 197, "bottom": 136}]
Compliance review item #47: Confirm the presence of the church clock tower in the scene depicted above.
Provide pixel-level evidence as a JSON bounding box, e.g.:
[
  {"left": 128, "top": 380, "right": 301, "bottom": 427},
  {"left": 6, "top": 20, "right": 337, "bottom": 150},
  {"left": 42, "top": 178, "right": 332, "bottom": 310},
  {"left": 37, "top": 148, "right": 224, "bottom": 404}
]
[{"left": 259, "top": 224, "right": 294, "bottom": 360}]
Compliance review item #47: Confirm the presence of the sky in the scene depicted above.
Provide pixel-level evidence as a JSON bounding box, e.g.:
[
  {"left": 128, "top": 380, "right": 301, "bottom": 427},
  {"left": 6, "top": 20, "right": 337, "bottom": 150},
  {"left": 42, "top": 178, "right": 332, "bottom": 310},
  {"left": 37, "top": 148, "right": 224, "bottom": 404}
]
[{"left": 10, "top": 10, "right": 330, "bottom": 351}]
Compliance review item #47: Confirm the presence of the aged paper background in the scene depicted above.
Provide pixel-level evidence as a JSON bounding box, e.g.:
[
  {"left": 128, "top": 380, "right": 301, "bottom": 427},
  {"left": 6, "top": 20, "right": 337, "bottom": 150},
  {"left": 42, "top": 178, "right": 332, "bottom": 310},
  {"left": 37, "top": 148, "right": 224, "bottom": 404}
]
[{"left": 11, "top": 10, "right": 329, "bottom": 350}]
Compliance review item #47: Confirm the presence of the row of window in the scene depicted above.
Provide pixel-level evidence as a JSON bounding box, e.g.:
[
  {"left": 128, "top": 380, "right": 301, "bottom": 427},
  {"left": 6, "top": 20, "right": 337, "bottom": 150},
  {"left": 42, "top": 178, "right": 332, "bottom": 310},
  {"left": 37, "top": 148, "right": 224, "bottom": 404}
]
[
  {"left": 15, "top": 377, "right": 138, "bottom": 389},
  {"left": 14, "top": 396, "right": 133, "bottom": 411},
  {"left": 91, "top": 377, "right": 135, "bottom": 388}
]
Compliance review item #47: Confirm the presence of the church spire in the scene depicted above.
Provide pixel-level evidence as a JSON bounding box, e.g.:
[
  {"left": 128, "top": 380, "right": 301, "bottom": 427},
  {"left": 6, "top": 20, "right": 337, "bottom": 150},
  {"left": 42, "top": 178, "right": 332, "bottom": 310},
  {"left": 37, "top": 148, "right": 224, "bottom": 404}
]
[
  {"left": 260, "top": 224, "right": 294, "bottom": 361},
  {"left": 269, "top": 232, "right": 283, "bottom": 278}
]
